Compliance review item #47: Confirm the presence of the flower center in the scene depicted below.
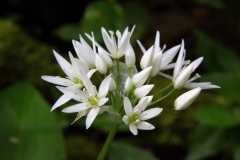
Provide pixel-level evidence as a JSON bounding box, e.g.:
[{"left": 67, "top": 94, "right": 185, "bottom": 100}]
[
  {"left": 88, "top": 95, "right": 99, "bottom": 106},
  {"left": 129, "top": 113, "right": 139, "bottom": 123},
  {"left": 73, "top": 77, "right": 83, "bottom": 85}
]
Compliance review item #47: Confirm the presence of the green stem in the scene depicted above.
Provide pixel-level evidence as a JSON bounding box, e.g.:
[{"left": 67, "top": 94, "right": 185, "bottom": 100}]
[
  {"left": 97, "top": 123, "right": 120, "bottom": 160},
  {"left": 146, "top": 76, "right": 152, "bottom": 84},
  {"left": 149, "top": 88, "right": 175, "bottom": 107},
  {"left": 154, "top": 83, "right": 173, "bottom": 97},
  {"left": 157, "top": 108, "right": 175, "bottom": 117}
]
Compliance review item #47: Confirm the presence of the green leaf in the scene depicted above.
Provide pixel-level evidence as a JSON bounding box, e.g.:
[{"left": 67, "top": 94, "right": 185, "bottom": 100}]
[
  {"left": 195, "top": 105, "right": 240, "bottom": 128},
  {"left": 80, "top": 1, "right": 126, "bottom": 42},
  {"left": 186, "top": 126, "right": 230, "bottom": 160},
  {"left": 0, "top": 82, "right": 65, "bottom": 160},
  {"left": 193, "top": 29, "right": 240, "bottom": 73},
  {"left": 234, "top": 145, "right": 240, "bottom": 160},
  {"left": 201, "top": 72, "right": 240, "bottom": 102},
  {"left": 109, "top": 142, "right": 159, "bottom": 160}
]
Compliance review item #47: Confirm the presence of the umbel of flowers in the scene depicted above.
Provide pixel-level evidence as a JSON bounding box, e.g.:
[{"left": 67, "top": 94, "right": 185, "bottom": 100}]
[{"left": 41, "top": 26, "right": 220, "bottom": 159}]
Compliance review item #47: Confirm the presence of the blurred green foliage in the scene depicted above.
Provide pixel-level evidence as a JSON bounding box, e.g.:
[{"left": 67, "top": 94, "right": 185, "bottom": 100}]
[
  {"left": 0, "top": 19, "right": 61, "bottom": 88},
  {"left": 0, "top": 82, "right": 65, "bottom": 160}
]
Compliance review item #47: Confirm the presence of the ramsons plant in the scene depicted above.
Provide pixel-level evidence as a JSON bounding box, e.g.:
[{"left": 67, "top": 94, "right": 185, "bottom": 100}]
[{"left": 42, "top": 26, "right": 220, "bottom": 159}]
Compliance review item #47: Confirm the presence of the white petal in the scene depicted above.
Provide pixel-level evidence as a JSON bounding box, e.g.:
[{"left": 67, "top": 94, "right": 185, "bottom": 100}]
[
  {"left": 125, "top": 45, "right": 136, "bottom": 67},
  {"left": 153, "top": 31, "right": 160, "bottom": 57},
  {"left": 109, "top": 78, "right": 116, "bottom": 91},
  {"left": 41, "top": 76, "right": 73, "bottom": 86},
  {"left": 124, "top": 97, "right": 133, "bottom": 116},
  {"left": 99, "top": 48, "right": 113, "bottom": 67},
  {"left": 151, "top": 53, "right": 162, "bottom": 77},
  {"left": 138, "top": 96, "right": 153, "bottom": 107},
  {"left": 51, "top": 94, "right": 71, "bottom": 111},
  {"left": 134, "top": 85, "right": 154, "bottom": 99},
  {"left": 139, "top": 108, "right": 163, "bottom": 120},
  {"left": 174, "top": 87, "right": 201, "bottom": 110},
  {"left": 136, "top": 121, "right": 155, "bottom": 130},
  {"left": 95, "top": 54, "right": 107, "bottom": 74},
  {"left": 173, "top": 40, "right": 185, "bottom": 80},
  {"left": 174, "top": 64, "right": 193, "bottom": 89},
  {"left": 191, "top": 57, "right": 203, "bottom": 71},
  {"left": 140, "top": 46, "right": 153, "bottom": 69},
  {"left": 122, "top": 115, "right": 130, "bottom": 125},
  {"left": 56, "top": 86, "right": 88, "bottom": 102},
  {"left": 101, "top": 27, "right": 115, "bottom": 54},
  {"left": 86, "top": 107, "right": 100, "bottom": 129},
  {"left": 133, "top": 98, "right": 148, "bottom": 114},
  {"left": 125, "top": 77, "right": 133, "bottom": 93},
  {"left": 87, "top": 69, "right": 97, "bottom": 78},
  {"left": 132, "top": 66, "right": 152, "bottom": 87},
  {"left": 75, "top": 58, "right": 89, "bottom": 73},
  {"left": 98, "top": 98, "right": 108, "bottom": 106},
  {"left": 80, "top": 70, "right": 95, "bottom": 95},
  {"left": 118, "top": 33, "right": 130, "bottom": 58},
  {"left": 62, "top": 103, "right": 90, "bottom": 113},
  {"left": 53, "top": 50, "right": 72, "bottom": 75},
  {"left": 129, "top": 124, "right": 138, "bottom": 135},
  {"left": 137, "top": 40, "right": 146, "bottom": 54},
  {"left": 184, "top": 82, "right": 220, "bottom": 90},
  {"left": 161, "top": 45, "right": 180, "bottom": 68},
  {"left": 98, "top": 74, "right": 111, "bottom": 99}
]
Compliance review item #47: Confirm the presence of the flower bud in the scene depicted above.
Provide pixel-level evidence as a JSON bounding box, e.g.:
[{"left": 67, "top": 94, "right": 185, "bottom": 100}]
[
  {"left": 132, "top": 66, "right": 152, "bottom": 87},
  {"left": 125, "top": 45, "right": 136, "bottom": 67},
  {"left": 151, "top": 53, "right": 162, "bottom": 77},
  {"left": 125, "top": 77, "right": 133, "bottom": 93},
  {"left": 95, "top": 54, "right": 107, "bottom": 74},
  {"left": 134, "top": 85, "right": 154, "bottom": 98},
  {"left": 140, "top": 46, "right": 153, "bottom": 69},
  {"left": 109, "top": 78, "right": 116, "bottom": 91},
  {"left": 174, "top": 87, "right": 201, "bottom": 110},
  {"left": 98, "top": 48, "right": 113, "bottom": 68}
]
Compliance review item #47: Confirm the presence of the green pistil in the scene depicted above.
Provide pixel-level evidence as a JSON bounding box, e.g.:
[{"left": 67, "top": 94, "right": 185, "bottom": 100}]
[
  {"left": 88, "top": 95, "right": 99, "bottom": 106},
  {"left": 73, "top": 77, "right": 83, "bottom": 85},
  {"left": 129, "top": 113, "right": 139, "bottom": 123}
]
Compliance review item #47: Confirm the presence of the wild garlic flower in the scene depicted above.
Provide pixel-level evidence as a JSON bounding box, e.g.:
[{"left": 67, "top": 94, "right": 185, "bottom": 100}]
[
  {"left": 138, "top": 31, "right": 181, "bottom": 76},
  {"left": 159, "top": 40, "right": 220, "bottom": 90},
  {"left": 100, "top": 26, "right": 135, "bottom": 59},
  {"left": 59, "top": 71, "right": 113, "bottom": 129},
  {"left": 41, "top": 51, "right": 97, "bottom": 111},
  {"left": 122, "top": 97, "right": 162, "bottom": 135}
]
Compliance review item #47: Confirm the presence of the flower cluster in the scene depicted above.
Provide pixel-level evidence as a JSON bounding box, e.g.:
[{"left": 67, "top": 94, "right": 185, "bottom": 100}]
[{"left": 42, "top": 26, "right": 220, "bottom": 135}]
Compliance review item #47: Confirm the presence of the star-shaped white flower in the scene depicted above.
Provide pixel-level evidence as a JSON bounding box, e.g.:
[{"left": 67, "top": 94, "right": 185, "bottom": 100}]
[
  {"left": 59, "top": 71, "right": 112, "bottom": 129},
  {"left": 122, "top": 97, "right": 162, "bottom": 135},
  {"left": 41, "top": 51, "right": 97, "bottom": 111},
  {"left": 159, "top": 40, "right": 220, "bottom": 90},
  {"left": 138, "top": 31, "right": 181, "bottom": 76}
]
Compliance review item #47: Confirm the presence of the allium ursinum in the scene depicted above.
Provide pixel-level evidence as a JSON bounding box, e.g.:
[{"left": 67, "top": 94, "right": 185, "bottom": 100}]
[
  {"left": 59, "top": 70, "right": 113, "bottom": 129},
  {"left": 159, "top": 40, "right": 220, "bottom": 90},
  {"left": 100, "top": 26, "right": 135, "bottom": 59},
  {"left": 138, "top": 31, "right": 181, "bottom": 77},
  {"left": 41, "top": 51, "right": 97, "bottom": 111},
  {"left": 122, "top": 97, "right": 162, "bottom": 135}
]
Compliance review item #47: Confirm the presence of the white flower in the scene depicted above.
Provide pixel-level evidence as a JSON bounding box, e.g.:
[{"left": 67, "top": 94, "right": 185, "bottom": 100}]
[
  {"left": 122, "top": 97, "right": 162, "bottom": 135},
  {"left": 41, "top": 51, "right": 97, "bottom": 111},
  {"left": 59, "top": 71, "right": 112, "bottom": 129},
  {"left": 159, "top": 40, "right": 220, "bottom": 90},
  {"left": 100, "top": 26, "right": 135, "bottom": 59},
  {"left": 132, "top": 66, "right": 152, "bottom": 87},
  {"left": 95, "top": 54, "right": 107, "bottom": 74},
  {"left": 174, "top": 87, "right": 201, "bottom": 110},
  {"left": 72, "top": 35, "right": 96, "bottom": 69},
  {"left": 138, "top": 31, "right": 181, "bottom": 76}
]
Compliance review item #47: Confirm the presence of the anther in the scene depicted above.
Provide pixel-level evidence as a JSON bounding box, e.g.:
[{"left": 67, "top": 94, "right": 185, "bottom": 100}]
[
  {"left": 109, "top": 31, "right": 114, "bottom": 36},
  {"left": 116, "top": 30, "right": 121, "bottom": 38}
]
